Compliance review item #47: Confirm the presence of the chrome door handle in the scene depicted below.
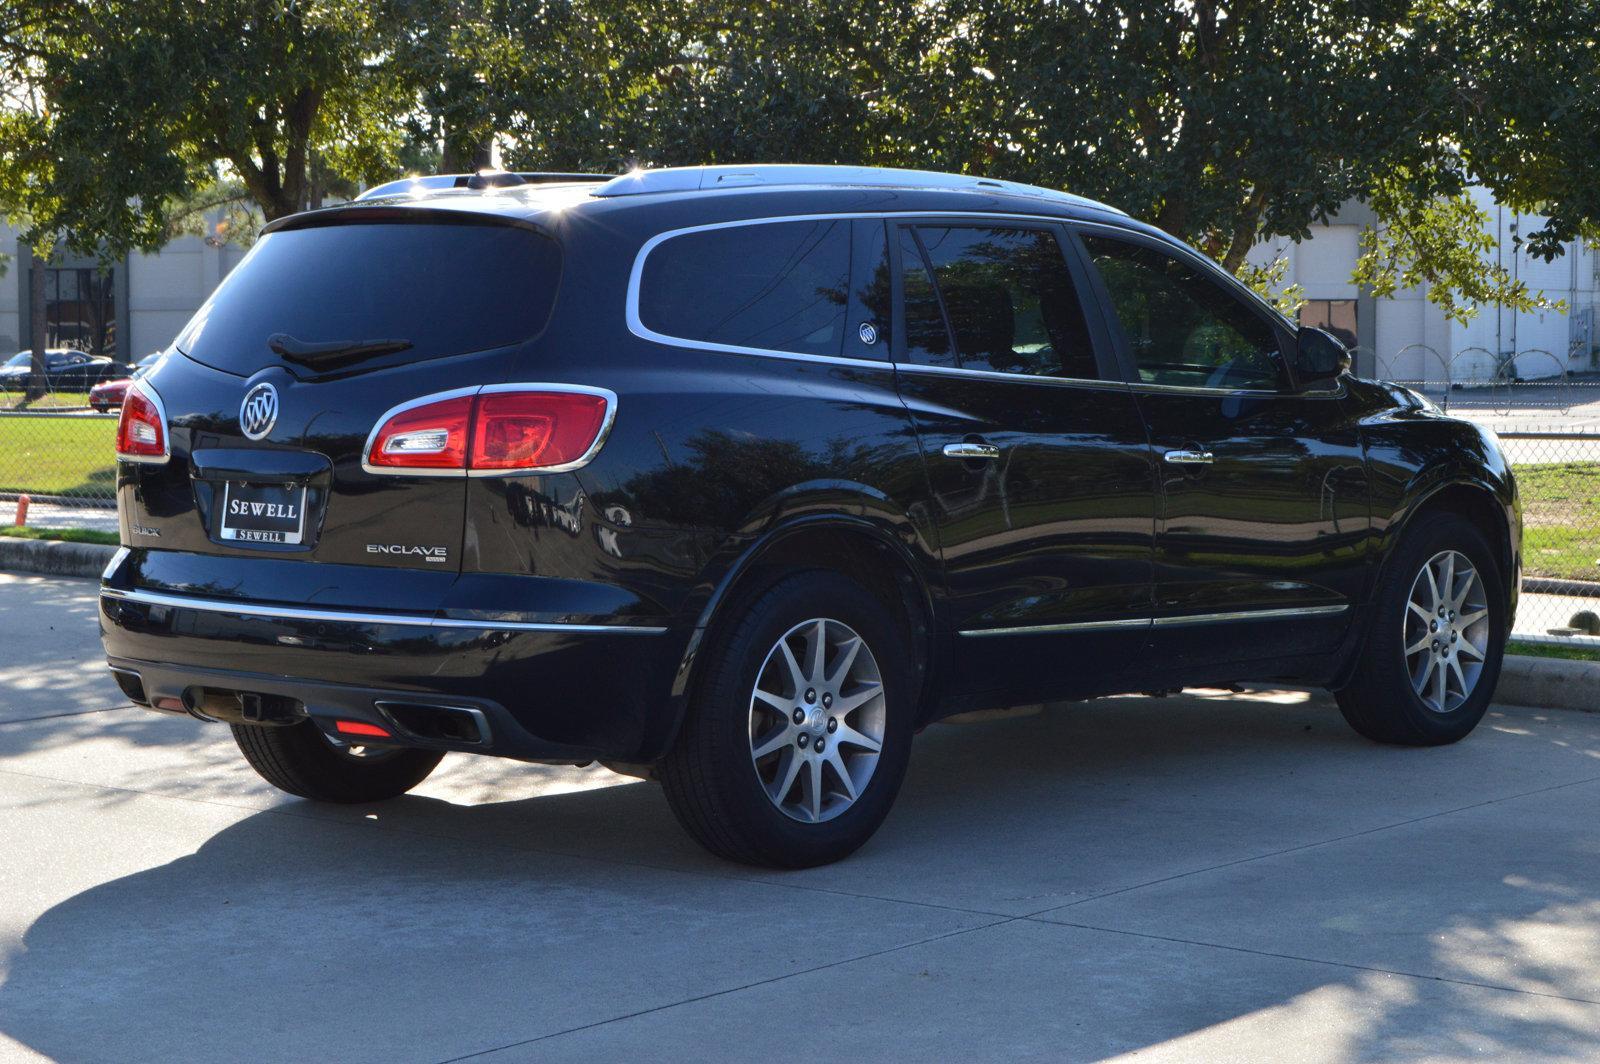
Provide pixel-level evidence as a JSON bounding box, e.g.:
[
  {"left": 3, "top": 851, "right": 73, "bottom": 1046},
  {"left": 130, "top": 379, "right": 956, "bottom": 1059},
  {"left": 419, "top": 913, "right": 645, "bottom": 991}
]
[
  {"left": 943, "top": 442, "right": 1001, "bottom": 461},
  {"left": 1163, "top": 449, "right": 1215, "bottom": 465}
]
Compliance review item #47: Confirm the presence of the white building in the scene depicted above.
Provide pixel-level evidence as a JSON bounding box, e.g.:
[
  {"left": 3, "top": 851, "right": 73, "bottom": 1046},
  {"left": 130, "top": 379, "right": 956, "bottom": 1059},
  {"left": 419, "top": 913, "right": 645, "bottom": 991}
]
[
  {"left": 1253, "top": 189, "right": 1600, "bottom": 382},
  {"left": 0, "top": 223, "right": 247, "bottom": 365}
]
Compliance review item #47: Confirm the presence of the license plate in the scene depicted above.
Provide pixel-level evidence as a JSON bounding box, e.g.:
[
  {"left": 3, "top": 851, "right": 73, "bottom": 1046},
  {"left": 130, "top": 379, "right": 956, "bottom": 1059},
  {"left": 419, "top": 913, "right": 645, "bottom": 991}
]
[{"left": 219, "top": 481, "right": 307, "bottom": 545}]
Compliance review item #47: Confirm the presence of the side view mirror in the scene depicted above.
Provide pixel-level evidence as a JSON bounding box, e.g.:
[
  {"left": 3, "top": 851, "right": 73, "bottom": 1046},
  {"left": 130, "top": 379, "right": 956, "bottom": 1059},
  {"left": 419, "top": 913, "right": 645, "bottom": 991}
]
[{"left": 1294, "top": 327, "right": 1351, "bottom": 389}]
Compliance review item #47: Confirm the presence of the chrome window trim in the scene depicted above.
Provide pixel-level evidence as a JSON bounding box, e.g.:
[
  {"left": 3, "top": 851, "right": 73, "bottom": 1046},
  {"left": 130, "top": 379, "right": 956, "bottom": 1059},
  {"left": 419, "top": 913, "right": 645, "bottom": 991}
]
[
  {"left": 627, "top": 211, "right": 1105, "bottom": 376},
  {"left": 957, "top": 603, "right": 1347, "bottom": 637},
  {"left": 361, "top": 383, "right": 618, "bottom": 478},
  {"left": 115, "top": 378, "right": 172, "bottom": 465},
  {"left": 100, "top": 587, "right": 667, "bottom": 634}
]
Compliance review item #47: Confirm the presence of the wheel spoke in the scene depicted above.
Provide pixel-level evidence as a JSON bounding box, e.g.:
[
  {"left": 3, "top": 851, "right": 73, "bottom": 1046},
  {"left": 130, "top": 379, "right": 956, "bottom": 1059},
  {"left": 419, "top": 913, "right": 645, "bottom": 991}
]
[
  {"left": 1457, "top": 608, "right": 1488, "bottom": 629},
  {"left": 768, "top": 748, "right": 802, "bottom": 804},
  {"left": 1447, "top": 654, "right": 1469, "bottom": 694},
  {"left": 804, "top": 620, "right": 827, "bottom": 685},
  {"left": 1423, "top": 563, "right": 1442, "bottom": 613},
  {"left": 827, "top": 636, "right": 862, "bottom": 688},
  {"left": 751, "top": 727, "right": 791, "bottom": 761},
  {"left": 1408, "top": 600, "right": 1434, "bottom": 623},
  {"left": 1440, "top": 553, "right": 1455, "bottom": 610},
  {"left": 1406, "top": 632, "right": 1433, "bottom": 656},
  {"left": 832, "top": 719, "right": 882, "bottom": 753},
  {"left": 826, "top": 748, "right": 858, "bottom": 802},
  {"left": 752, "top": 686, "right": 790, "bottom": 712},
  {"left": 1434, "top": 658, "right": 1447, "bottom": 710},
  {"left": 1457, "top": 640, "right": 1486, "bottom": 661},
  {"left": 1412, "top": 656, "right": 1433, "bottom": 696},
  {"left": 833, "top": 682, "right": 882, "bottom": 715},
  {"left": 778, "top": 639, "right": 807, "bottom": 694},
  {"left": 803, "top": 757, "right": 824, "bottom": 822}
]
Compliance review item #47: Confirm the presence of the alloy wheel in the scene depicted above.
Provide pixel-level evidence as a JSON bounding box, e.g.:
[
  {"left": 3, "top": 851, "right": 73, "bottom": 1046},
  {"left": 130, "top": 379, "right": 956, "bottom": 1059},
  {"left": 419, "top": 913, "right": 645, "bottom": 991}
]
[
  {"left": 748, "top": 617, "right": 887, "bottom": 823},
  {"left": 1403, "top": 549, "right": 1491, "bottom": 713}
]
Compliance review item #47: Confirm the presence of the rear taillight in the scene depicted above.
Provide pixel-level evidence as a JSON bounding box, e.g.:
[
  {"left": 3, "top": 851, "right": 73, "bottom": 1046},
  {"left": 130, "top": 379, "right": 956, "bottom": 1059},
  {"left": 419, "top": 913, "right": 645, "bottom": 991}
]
[
  {"left": 115, "top": 380, "right": 168, "bottom": 464},
  {"left": 364, "top": 386, "right": 613, "bottom": 475},
  {"left": 365, "top": 394, "right": 473, "bottom": 472}
]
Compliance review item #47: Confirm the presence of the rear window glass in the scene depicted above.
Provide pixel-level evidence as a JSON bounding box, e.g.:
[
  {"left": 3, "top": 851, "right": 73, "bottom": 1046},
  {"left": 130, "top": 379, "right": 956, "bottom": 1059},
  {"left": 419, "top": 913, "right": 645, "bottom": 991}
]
[
  {"left": 175, "top": 220, "right": 560, "bottom": 374},
  {"left": 638, "top": 220, "right": 852, "bottom": 357}
]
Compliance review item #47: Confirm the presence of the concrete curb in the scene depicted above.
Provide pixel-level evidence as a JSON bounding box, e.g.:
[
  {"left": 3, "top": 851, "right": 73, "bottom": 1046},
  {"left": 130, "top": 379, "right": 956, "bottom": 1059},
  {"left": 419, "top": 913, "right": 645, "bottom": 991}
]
[
  {"left": 0, "top": 537, "right": 116, "bottom": 579},
  {"left": 1495, "top": 655, "right": 1600, "bottom": 713}
]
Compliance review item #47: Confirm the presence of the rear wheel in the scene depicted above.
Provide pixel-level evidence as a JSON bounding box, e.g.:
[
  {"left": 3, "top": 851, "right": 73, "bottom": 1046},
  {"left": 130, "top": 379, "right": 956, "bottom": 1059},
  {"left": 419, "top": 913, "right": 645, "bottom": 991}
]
[
  {"left": 231, "top": 720, "right": 444, "bottom": 802},
  {"left": 659, "top": 570, "right": 916, "bottom": 867},
  {"left": 1335, "top": 512, "right": 1507, "bottom": 745}
]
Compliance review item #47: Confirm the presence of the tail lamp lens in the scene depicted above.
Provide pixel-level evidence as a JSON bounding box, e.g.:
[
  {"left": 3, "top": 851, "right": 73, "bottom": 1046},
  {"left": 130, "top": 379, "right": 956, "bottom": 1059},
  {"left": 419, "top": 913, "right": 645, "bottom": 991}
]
[
  {"left": 470, "top": 391, "right": 609, "bottom": 471},
  {"left": 366, "top": 389, "right": 610, "bottom": 473},
  {"left": 367, "top": 395, "right": 473, "bottom": 470},
  {"left": 115, "top": 381, "right": 167, "bottom": 462}
]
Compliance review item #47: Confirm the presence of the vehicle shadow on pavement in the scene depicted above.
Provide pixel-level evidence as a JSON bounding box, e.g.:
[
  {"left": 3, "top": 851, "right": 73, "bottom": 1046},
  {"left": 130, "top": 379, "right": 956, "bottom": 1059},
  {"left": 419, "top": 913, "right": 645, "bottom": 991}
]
[{"left": 3, "top": 693, "right": 1599, "bottom": 1061}]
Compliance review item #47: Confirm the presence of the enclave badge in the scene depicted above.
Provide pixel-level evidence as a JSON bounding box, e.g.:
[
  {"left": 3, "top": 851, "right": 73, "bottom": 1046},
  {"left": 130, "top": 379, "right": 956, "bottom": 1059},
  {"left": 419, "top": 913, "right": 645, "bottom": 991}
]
[{"left": 239, "top": 383, "right": 279, "bottom": 440}]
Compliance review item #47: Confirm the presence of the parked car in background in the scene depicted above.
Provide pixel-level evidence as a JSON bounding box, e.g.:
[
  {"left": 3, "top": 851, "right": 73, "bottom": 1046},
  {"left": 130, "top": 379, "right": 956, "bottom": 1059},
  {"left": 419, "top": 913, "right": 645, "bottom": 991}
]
[
  {"left": 0, "top": 349, "right": 122, "bottom": 392},
  {"left": 100, "top": 164, "right": 1519, "bottom": 868},
  {"left": 89, "top": 353, "right": 164, "bottom": 411}
]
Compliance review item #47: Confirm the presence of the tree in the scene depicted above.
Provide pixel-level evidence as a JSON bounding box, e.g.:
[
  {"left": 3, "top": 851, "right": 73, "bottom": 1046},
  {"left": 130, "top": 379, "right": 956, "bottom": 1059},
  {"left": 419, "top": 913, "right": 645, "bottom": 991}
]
[
  {"left": 0, "top": 0, "right": 410, "bottom": 259},
  {"left": 510, "top": 0, "right": 1593, "bottom": 323}
]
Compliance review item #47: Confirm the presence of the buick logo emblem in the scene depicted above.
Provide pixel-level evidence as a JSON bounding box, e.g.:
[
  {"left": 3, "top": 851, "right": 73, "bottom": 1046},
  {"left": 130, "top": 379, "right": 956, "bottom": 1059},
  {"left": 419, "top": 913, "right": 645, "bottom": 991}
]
[{"left": 239, "top": 383, "right": 279, "bottom": 441}]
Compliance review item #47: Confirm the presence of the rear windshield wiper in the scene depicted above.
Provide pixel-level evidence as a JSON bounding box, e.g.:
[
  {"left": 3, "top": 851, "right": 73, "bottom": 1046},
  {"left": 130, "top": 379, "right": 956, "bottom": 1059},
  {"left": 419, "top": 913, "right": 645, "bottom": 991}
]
[{"left": 268, "top": 333, "right": 413, "bottom": 368}]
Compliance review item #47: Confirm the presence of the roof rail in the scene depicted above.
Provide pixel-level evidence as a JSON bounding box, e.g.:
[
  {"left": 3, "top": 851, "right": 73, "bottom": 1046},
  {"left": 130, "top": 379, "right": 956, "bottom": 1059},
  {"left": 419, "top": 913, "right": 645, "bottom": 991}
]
[
  {"left": 356, "top": 170, "right": 612, "bottom": 202},
  {"left": 589, "top": 165, "right": 1125, "bottom": 214}
]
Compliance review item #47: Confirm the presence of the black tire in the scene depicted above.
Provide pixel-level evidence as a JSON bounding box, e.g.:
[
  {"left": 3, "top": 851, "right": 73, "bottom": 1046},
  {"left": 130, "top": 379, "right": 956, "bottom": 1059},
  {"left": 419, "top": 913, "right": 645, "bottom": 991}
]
[
  {"left": 659, "top": 570, "right": 918, "bottom": 868},
  {"left": 231, "top": 720, "right": 444, "bottom": 802},
  {"left": 1335, "top": 511, "right": 1508, "bottom": 746}
]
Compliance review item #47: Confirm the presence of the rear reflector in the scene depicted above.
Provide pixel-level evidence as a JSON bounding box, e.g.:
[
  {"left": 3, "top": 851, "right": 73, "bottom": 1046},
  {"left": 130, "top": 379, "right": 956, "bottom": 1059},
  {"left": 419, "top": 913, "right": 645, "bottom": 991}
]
[
  {"left": 334, "top": 720, "right": 392, "bottom": 738},
  {"left": 115, "top": 380, "right": 169, "bottom": 464},
  {"left": 365, "top": 387, "right": 612, "bottom": 475}
]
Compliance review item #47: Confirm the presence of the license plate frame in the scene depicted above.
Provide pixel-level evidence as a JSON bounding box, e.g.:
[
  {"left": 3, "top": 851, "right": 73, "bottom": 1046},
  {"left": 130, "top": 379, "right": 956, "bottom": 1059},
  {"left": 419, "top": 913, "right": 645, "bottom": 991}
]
[{"left": 218, "top": 481, "right": 308, "bottom": 545}]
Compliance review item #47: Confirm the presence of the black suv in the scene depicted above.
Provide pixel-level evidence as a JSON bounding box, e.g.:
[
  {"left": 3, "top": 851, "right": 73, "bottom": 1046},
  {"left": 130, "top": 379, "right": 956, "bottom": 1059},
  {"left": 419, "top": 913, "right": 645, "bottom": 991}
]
[{"left": 101, "top": 165, "right": 1519, "bottom": 867}]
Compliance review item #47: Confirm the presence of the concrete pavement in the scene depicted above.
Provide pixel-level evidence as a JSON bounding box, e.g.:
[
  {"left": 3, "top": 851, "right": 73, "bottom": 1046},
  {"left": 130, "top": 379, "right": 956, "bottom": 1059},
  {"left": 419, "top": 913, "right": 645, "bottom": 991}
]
[{"left": 1, "top": 573, "right": 1598, "bottom": 1062}]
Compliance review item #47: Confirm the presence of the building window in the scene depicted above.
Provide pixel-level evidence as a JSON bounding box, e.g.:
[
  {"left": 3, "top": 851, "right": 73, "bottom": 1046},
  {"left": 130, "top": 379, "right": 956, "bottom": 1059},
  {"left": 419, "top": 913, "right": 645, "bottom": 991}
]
[
  {"left": 45, "top": 267, "right": 117, "bottom": 359},
  {"left": 1298, "top": 299, "right": 1357, "bottom": 352}
]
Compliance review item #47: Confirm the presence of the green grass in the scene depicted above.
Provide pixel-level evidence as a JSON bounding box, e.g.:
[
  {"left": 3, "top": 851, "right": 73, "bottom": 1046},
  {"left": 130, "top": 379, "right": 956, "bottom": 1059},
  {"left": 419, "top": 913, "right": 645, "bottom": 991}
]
[
  {"left": 0, "top": 525, "right": 118, "bottom": 545},
  {"left": 1509, "top": 639, "right": 1600, "bottom": 662},
  {"left": 0, "top": 415, "right": 118, "bottom": 498},
  {"left": 0, "top": 391, "right": 96, "bottom": 411},
  {"left": 1515, "top": 463, "right": 1600, "bottom": 583}
]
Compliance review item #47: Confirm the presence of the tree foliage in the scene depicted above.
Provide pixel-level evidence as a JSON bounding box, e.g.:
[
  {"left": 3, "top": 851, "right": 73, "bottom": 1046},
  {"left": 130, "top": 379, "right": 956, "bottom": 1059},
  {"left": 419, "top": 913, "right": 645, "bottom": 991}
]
[{"left": 0, "top": 0, "right": 1596, "bottom": 322}]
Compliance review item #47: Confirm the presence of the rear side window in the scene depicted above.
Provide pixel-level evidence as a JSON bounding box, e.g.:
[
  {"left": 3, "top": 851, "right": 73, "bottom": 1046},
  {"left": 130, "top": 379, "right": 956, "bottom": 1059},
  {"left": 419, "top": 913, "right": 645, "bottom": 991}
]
[
  {"left": 898, "top": 224, "right": 1099, "bottom": 379},
  {"left": 638, "top": 220, "right": 852, "bottom": 357},
  {"left": 175, "top": 220, "right": 560, "bottom": 375}
]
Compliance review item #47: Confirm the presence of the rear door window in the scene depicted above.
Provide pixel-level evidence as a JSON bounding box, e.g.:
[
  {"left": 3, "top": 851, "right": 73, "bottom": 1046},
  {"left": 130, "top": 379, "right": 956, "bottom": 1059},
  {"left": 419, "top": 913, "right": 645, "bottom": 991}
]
[
  {"left": 897, "top": 224, "right": 1100, "bottom": 379},
  {"left": 638, "top": 220, "right": 853, "bottom": 357},
  {"left": 175, "top": 219, "right": 561, "bottom": 375}
]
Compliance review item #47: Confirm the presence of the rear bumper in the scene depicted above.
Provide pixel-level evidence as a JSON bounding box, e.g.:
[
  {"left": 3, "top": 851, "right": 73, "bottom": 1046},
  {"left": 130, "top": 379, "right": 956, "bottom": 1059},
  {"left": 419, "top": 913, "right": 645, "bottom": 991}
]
[{"left": 98, "top": 585, "right": 688, "bottom": 763}]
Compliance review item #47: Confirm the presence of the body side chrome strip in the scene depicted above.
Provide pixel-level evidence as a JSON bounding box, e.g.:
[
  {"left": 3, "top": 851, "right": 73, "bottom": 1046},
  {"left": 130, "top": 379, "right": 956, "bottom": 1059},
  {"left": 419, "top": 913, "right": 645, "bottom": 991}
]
[
  {"left": 958, "top": 603, "right": 1348, "bottom": 638},
  {"left": 100, "top": 587, "right": 668, "bottom": 634}
]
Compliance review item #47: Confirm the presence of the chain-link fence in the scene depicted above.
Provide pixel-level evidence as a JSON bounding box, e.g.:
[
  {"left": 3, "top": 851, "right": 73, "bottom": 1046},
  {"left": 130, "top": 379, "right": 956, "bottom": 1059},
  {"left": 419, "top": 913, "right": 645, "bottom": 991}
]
[{"left": 0, "top": 368, "right": 1596, "bottom": 648}]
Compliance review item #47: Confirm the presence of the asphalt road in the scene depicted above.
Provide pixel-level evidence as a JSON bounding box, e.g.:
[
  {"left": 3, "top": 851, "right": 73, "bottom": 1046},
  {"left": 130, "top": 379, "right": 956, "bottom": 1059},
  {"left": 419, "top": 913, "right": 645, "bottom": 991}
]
[{"left": 2, "top": 573, "right": 1598, "bottom": 1063}]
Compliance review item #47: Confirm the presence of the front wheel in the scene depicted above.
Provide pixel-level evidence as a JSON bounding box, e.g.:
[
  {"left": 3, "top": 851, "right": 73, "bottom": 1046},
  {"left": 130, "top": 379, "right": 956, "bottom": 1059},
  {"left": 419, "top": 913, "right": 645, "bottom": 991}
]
[
  {"left": 1335, "top": 512, "right": 1508, "bottom": 745},
  {"left": 659, "top": 571, "right": 917, "bottom": 867}
]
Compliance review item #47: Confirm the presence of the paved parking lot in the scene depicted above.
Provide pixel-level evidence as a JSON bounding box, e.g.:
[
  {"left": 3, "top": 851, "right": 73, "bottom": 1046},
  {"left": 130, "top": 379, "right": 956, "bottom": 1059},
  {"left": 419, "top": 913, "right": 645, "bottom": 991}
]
[{"left": 1, "top": 572, "right": 1598, "bottom": 1062}]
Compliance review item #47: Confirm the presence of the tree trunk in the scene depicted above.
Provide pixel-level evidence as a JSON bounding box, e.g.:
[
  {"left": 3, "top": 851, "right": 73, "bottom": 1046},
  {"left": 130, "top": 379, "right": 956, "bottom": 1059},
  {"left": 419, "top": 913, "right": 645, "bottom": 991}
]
[{"left": 26, "top": 254, "right": 47, "bottom": 402}]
